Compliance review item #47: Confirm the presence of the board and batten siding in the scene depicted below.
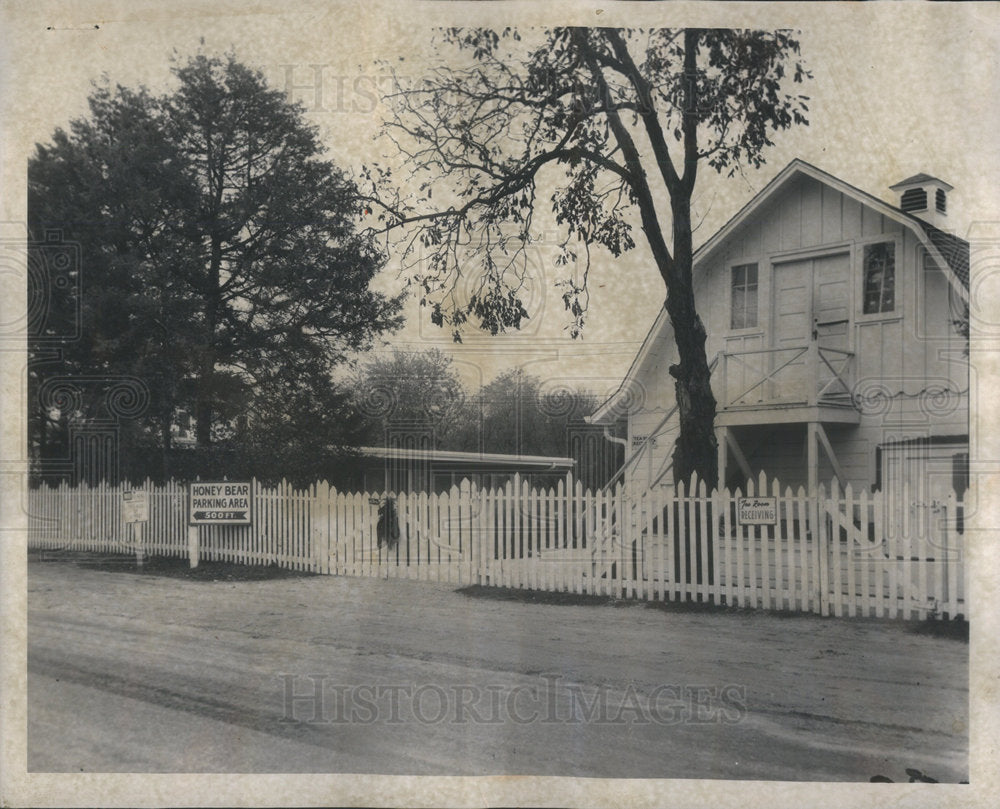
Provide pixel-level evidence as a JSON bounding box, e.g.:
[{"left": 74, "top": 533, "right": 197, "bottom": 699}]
[
  {"left": 622, "top": 174, "right": 967, "bottom": 493},
  {"left": 626, "top": 407, "right": 677, "bottom": 490},
  {"left": 625, "top": 339, "right": 679, "bottom": 491}
]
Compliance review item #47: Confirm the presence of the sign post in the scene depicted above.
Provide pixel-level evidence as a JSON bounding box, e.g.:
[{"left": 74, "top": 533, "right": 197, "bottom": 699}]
[
  {"left": 121, "top": 490, "right": 149, "bottom": 567},
  {"left": 188, "top": 525, "right": 200, "bottom": 569},
  {"left": 187, "top": 481, "right": 252, "bottom": 567}
]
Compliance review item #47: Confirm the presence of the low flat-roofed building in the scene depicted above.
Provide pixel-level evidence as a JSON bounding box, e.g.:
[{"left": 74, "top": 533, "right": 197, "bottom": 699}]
[{"left": 351, "top": 446, "right": 575, "bottom": 494}]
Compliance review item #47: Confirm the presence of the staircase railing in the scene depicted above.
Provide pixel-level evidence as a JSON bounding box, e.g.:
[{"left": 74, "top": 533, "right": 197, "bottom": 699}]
[{"left": 601, "top": 352, "right": 721, "bottom": 494}]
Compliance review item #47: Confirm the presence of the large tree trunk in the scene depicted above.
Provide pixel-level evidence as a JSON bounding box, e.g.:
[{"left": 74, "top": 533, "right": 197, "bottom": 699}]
[
  {"left": 668, "top": 330, "right": 718, "bottom": 487},
  {"left": 665, "top": 191, "right": 718, "bottom": 488}
]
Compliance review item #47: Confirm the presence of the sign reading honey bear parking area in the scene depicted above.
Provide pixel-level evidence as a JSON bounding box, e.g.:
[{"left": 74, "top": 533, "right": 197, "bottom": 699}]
[{"left": 189, "top": 481, "right": 252, "bottom": 525}]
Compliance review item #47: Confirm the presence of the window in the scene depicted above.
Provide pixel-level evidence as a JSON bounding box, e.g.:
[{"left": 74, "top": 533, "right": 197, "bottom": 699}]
[
  {"left": 936, "top": 188, "right": 947, "bottom": 213},
  {"left": 900, "top": 187, "right": 927, "bottom": 212},
  {"left": 862, "top": 242, "right": 895, "bottom": 314},
  {"left": 730, "top": 263, "right": 758, "bottom": 329}
]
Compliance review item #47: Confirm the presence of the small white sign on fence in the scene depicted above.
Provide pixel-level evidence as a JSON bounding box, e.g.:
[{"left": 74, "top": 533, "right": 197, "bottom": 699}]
[
  {"left": 737, "top": 496, "right": 777, "bottom": 525},
  {"left": 121, "top": 491, "right": 149, "bottom": 523},
  {"left": 189, "top": 481, "right": 252, "bottom": 524}
]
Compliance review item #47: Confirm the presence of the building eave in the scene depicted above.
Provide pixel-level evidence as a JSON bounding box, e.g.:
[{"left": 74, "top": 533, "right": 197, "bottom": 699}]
[{"left": 356, "top": 446, "right": 575, "bottom": 470}]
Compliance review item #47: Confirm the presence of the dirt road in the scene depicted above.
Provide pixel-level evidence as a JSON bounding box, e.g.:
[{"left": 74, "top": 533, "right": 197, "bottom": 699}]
[{"left": 27, "top": 559, "right": 968, "bottom": 780}]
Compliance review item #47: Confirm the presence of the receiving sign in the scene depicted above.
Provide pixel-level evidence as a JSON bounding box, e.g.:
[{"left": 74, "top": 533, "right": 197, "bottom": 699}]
[
  {"left": 737, "top": 496, "right": 777, "bottom": 526},
  {"left": 189, "top": 481, "right": 252, "bottom": 524}
]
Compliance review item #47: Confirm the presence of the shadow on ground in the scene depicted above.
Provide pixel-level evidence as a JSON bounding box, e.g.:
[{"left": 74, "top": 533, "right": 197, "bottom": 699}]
[
  {"left": 34, "top": 552, "right": 968, "bottom": 638},
  {"left": 34, "top": 551, "right": 316, "bottom": 583},
  {"left": 456, "top": 583, "right": 969, "bottom": 640}
]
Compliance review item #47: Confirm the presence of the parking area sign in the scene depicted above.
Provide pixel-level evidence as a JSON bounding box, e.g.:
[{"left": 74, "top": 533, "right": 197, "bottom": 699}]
[{"left": 189, "top": 481, "right": 252, "bottom": 524}]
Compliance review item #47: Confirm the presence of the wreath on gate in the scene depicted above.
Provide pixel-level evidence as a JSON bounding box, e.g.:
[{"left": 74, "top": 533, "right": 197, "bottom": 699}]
[{"left": 377, "top": 496, "right": 401, "bottom": 549}]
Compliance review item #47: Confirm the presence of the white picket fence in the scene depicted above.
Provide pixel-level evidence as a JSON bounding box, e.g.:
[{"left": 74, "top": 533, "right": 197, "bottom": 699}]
[{"left": 27, "top": 472, "right": 967, "bottom": 621}]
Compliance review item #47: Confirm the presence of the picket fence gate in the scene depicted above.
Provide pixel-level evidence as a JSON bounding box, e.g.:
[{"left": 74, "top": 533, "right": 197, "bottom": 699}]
[{"left": 27, "top": 472, "right": 967, "bottom": 621}]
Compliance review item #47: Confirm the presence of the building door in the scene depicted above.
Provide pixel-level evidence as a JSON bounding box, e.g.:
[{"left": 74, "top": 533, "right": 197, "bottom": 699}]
[
  {"left": 812, "top": 253, "right": 852, "bottom": 401},
  {"left": 771, "top": 258, "right": 812, "bottom": 402},
  {"left": 771, "top": 253, "right": 851, "bottom": 404}
]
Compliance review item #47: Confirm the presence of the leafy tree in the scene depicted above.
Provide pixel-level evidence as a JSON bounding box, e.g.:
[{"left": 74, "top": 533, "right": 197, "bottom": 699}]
[
  {"left": 28, "top": 82, "right": 197, "bottom": 478},
  {"left": 452, "top": 370, "right": 580, "bottom": 457},
  {"left": 351, "top": 348, "right": 466, "bottom": 447},
  {"left": 449, "top": 370, "right": 622, "bottom": 489},
  {"left": 29, "top": 52, "right": 404, "bottom": 480},
  {"left": 365, "top": 27, "right": 811, "bottom": 485}
]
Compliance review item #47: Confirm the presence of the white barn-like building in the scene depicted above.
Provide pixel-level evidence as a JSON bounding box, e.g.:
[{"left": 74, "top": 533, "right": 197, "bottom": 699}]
[{"left": 589, "top": 159, "right": 969, "bottom": 513}]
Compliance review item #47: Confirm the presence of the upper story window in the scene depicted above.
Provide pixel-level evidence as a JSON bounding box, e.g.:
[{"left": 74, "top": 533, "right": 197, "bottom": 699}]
[
  {"left": 862, "top": 242, "right": 895, "bottom": 314},
  {"left": 730, "top": 263, "right": 758, "bottom": 329}
]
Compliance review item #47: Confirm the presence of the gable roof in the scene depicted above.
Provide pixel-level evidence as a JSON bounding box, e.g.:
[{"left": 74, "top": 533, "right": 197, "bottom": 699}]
[{"left": 589, "top": 158, "right": 970, "bottom": 424}]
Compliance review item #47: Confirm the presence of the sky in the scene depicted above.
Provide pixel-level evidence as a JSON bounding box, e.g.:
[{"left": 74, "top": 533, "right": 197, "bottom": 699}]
[{"left": 2, "top": 0, "right": 998, "bottom": 403}]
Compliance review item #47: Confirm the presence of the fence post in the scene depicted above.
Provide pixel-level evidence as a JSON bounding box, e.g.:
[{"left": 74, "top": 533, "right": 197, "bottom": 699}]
[
  {"left": 138, "top": 479, "right": 151, "bottom": 567},
  {"left": 476, "top": 482, "right": 488, "bottom": 586},
  {"left": 188, "top": 524, "right": 199, "bottom": 568},
  {"left": 744, "top": 474, "right": 756, "bottom": 608},
  {"left": 710, "top": 482, "right": 721, "bottom": 606},
  {"left": 463, "top": 479, "right": 474, "bottom": 586},
  {"left": 614, "top": 482, "right": 625, "bottom": 599},
  {"left": 843, "top": 482, "right": 856, "bottom": 618},
  {"left": 946, "top": 488, "right": 959, "bottom": 619},
  {"left": 312, "top": 481, "right": 324, "bottom": 574},
  {"left": 816, "top": 482, "right": 828, "bottom": 616},
  {"left": 698, "top": 476, "right": 710, "bottom": 604},
  {"left": 677, "top": 476, "right": 690, "bottom": 602}
]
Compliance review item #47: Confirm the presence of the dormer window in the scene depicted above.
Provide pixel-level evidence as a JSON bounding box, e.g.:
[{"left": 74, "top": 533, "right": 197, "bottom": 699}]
[
  {"left": 730, "top": 263, "right": 758, "bottom": 329},
  {"left": 936, "top": 188, "right": 947, "bottom": 213},
  {"left": 863, "top": 242, "right": 895, "bottom": 314},
  {"left": 900, "top": 188, "right": 927, "bottom": 212}
]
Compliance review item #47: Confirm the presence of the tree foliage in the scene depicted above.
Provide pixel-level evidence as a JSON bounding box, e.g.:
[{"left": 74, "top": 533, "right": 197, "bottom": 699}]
[
  {"left": 365, "top": 27, "right": 811, "bottom": 484},
  {"left": 348, "top": 356, "right": 618, "bottom": 487},
  {"left": 451, "top": 369, "right": 595, "bottom": 457},
  {"left": 28, "top": 51, "right": 404, "bottom": 481},
  {"left": 351, "top": 348, "right": 467, "bottom": 446}
]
